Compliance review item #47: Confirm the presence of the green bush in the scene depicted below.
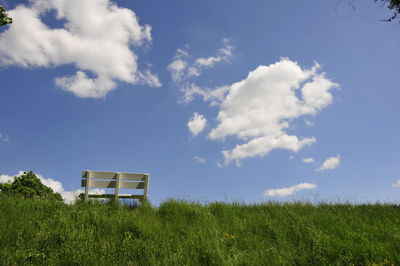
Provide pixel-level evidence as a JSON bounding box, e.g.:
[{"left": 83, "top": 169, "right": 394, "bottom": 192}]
[{"left": 0, "top": 171, "right": 62, "bottom": 201}]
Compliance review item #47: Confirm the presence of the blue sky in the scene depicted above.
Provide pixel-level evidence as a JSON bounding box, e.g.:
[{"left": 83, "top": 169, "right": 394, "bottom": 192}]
[{"left": 0, "top": 0, "right": 399, "bottom": 205}]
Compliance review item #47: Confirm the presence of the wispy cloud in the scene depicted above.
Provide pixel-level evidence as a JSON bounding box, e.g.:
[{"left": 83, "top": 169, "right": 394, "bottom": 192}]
[
  {"left": 0, "top": 132, "right": 9, "bottom": 142},
  {"left": 392, "top": 180, "right": 400, "bottom": 187},
  {"left": 194, "top": 38, "right": 233, "bottom": 68},
  {"left": 304, "top": 119, "right": 315, "bottom": 126},
  {"left": 193, "top": 156, "right": 206, "bottom": 163},
  {"left": 0, "top": 0, "right": 160, "bottom": 98},
  {"left": 317, "top": 155, "right": 341, "bottom": 171},
  {"left": 302, "top": 157, "right": 315, "bottom": 163},
  {"left": 265, "top": 183, "right": 317, "bottom": 197},
  {"left": 168, "top": 39, "right": 234, "bottom": 104}
]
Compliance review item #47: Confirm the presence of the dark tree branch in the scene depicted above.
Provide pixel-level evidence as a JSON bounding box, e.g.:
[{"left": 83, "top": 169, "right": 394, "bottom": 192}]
[
  {"left": 0, "top": 5, "right": 12, "bottom": 26},
  {"left": 375, "top": 0, "right": 400, "bottom": 22}
]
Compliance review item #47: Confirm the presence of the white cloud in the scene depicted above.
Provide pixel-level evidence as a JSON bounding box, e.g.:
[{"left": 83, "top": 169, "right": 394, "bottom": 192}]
[
  {"left": 222, "top": 135, "right": 315, "bottom": 166},
  {"left": 194, "top": 38, "right": 233, "bottom": 67},
  {"left": 35, "top": 172, "right": 64, "bottom": 194},
  {"left": 193, "top": 156, "right": 206, "bottom": 163},
  {"left": 167, "top": 39, "right": 234, "bottom": 104},
  {"left": 60, "top": 188, "right": 105, "bottom": 204},
  {"left": 0, "top": 171, "right": 105, "bottom": 204},
  {"left": 305, "top": 119, "right": 315, "bottom": 126},
  {"left": 168, "top": 58, "right": 187, "bottom": 84},
  {"left": 0, "top": 0, "right": 160, "bottom": 98},
  {"left": 178, "top": 83, "right": 230, "bottom": 106},
  {"left": 265, "top": 183, "right": 317, "bottom": 197},
  {"left": 392, "top": 180, "right": 400, "bottom": 187},
  {"left": 0, "top": 132, "right": 9, "bottom": 142},
  {"left": 303, "top": 157, "right": 315, "bottom": 163},
  {"left": 317, "top": 155, "right": 341, "bottom": 171},
  {"left": 207, "top": 58, "right": 338, "bottom": 165},
  {"left": 0, "top": 174, "right": 14, "bottom": 183},
  {"left": 137, "top": 69, "right": 162, "bottom": 88},
  {"left": 188, "top": 112, "right": 207, "bottom": 136}
]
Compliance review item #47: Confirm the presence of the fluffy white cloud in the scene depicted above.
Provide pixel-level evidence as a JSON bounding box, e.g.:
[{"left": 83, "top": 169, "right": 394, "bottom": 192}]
[
  {"left": 188, "top": 112, "right": 207, "bottom": 136},
  {"left": 265, "top": 183, "right": 317, "bottom": 197},
  {"left": 193, "top": 156, "right": 206, "bottom": 163},
  {"left": 0, "top": 0, "right": 160, "bottom": 98},
  {"left": 303, "top": 157, "right": 315, "bottom": 163},
  {"left": 207, "top": 58, "right": 337, "bottom": 165},
  {"left": 0, "top": 171, "right": 104, "bottom": 204},
  {"left": 317, "top": 155, "right": 340, "bottom": 171},
  {"left": 222, "top": 135, "right": 316, "bottom": 165},
  {"left": 167, "top": 39, "right": 234, "bottom": 103},
  {"left": 0, "top": 174, "right": 14, "bottom": 183},
  {"left": 392, "top": 180, "right": 400, "bottom": 187}
]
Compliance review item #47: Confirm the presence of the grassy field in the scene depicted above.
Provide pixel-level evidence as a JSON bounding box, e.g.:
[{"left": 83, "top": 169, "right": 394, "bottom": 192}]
[{"left": 1, "top": 195, "right": 400, "bottom": 265}]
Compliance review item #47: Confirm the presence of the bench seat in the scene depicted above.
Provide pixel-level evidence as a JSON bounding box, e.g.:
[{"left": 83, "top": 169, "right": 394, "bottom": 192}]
[{"left": 81, "top": 170, "right": 150, "bottom": 203}]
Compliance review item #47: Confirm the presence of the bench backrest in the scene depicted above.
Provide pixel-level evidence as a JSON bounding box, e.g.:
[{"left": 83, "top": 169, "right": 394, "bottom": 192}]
[{"left": 81, "top": 170, "right": 150, "bottom": 202}]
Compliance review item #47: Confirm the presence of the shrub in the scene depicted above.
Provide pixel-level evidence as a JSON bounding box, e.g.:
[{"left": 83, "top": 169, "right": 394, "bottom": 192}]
[{"left": 0, "top": 171, "right": 62, "bottom": 201}]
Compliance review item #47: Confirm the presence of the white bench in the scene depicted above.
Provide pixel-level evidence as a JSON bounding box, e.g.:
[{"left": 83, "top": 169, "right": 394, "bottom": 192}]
[{"left": 80, "top": 170, "right": 150, "bottom": 202}]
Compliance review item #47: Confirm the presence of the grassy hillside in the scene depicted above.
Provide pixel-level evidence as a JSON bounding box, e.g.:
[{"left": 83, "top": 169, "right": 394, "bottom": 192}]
[{"left": 1, "top": 195, "right": 399, "bottom": 265}]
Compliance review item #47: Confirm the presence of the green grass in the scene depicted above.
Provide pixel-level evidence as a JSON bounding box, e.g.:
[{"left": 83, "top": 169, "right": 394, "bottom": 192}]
[{"left": 1, "top": 195, "right": 400, "bottom": 265}]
